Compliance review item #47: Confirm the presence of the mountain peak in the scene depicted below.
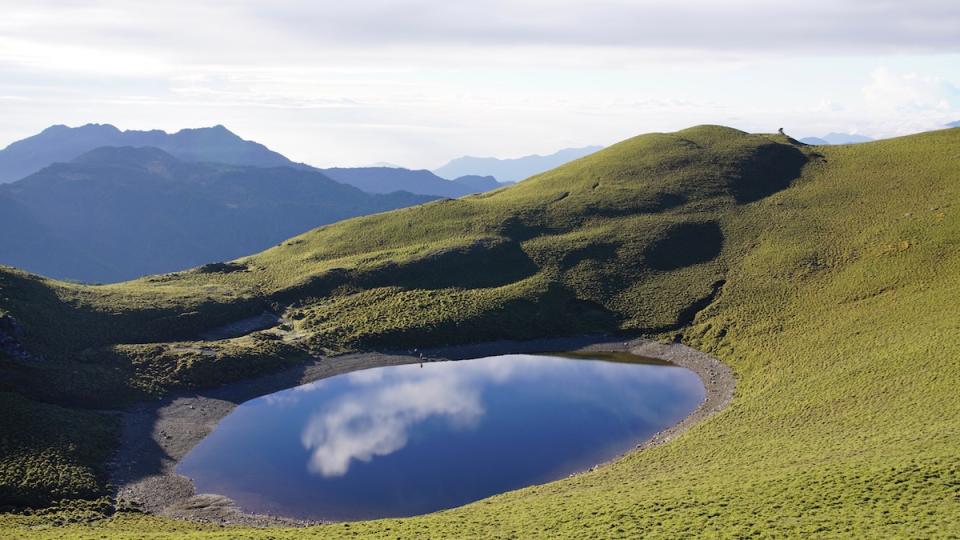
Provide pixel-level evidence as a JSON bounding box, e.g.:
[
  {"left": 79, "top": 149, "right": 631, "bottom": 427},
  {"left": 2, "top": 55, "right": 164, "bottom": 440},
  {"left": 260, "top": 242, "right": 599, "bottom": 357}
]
[
  {"left": 39, "top": 124, "right": 69, "bottom": 134},
  {"left": 169, "top": 125, "right": 244, "bottom": 143},
  {"left": 177, "top": 124, "right": 236, "bottom": 135},
  {"left": 0, "top": 124, "right": 297, "bottom": 183},
  {"left": 35, "top": 123, "right": 121, "bottom": 138}
]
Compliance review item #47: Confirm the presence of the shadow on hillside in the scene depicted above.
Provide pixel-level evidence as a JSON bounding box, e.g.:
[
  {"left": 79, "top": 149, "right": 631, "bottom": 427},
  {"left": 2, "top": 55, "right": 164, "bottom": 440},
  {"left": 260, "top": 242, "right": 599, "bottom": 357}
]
[
  {"left": 273, "top": 239, "right": 540, "bottom": 308},
  {"left": 361, "top": 239, "right": 539, "bottom": 291},
  {"left": 730, "top": 142, "right": 808, "bottom": 203},
  {"left": 0, "top": 269, "right": 270, "bottom": 356},
  {"left": 643, "top": 221, "right": 724, "bottom": 271},
  {"left": 633, "top": 279, "right": 727, "bottom": 335}
]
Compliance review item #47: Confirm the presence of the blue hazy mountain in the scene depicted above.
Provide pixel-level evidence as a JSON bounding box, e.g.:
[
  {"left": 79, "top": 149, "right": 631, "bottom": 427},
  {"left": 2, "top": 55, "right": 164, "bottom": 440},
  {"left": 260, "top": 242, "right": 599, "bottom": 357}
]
[
  {"left": 0, "top": 147, "right": 435, "bottom": 282},
  {"left": 0, "top": 124, "right": 305, "bottom": 184},
  {"left": 366, "top": 161, "right": 404, "bottom": 168},
  {"left": 0, "top": 124, "right": 512, "bottom": 198},
  {"left": 799, "top": 133, "right": 874, "bottom": 145},
  {"left": 433, "top": 146, "right": 603, "bottom": 183},
  {"left": 321, "top": 167, "right": 508, "bottom": 198},
  {"left": 449, "top": 174, "right": 508, "bottom": 192}
]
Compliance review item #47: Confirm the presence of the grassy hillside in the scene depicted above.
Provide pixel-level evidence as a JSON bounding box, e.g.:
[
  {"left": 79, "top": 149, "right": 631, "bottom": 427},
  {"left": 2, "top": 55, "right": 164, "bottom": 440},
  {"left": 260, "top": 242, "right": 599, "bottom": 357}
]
[{"left": 1, "top": 125, "right": 959, "bottom": 536}]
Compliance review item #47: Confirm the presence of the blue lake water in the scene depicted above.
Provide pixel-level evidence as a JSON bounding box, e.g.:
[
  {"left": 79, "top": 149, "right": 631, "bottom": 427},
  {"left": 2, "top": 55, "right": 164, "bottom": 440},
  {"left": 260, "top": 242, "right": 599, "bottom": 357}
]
[{"left": 176, "top": 353, "right": 705, "bottom": 521}]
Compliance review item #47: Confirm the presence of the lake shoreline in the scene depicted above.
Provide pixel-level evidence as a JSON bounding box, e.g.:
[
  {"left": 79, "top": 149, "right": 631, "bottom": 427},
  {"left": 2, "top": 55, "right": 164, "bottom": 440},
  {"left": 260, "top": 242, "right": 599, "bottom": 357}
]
[{"left": 110, "top": 336, "right": 734, "bottom": 527}]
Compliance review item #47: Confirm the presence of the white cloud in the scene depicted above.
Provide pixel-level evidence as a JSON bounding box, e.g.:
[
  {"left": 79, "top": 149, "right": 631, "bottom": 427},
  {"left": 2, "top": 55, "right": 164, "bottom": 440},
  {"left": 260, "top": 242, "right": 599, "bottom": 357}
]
[
  {"left": 298, "top": 356, "right": 546, "bottom": 476},
  {"left": 296, "top": 355, "right": 706, "bottom": 477},
  {"left": 856, "top": 66, "right": 960, "bottom": 135},
  {"left": 0, "top": 1, "right": 958, "bottom": 166},
  {"left": 1, "top": 2, "right": 958, "bottom": 77},
  {"left": 0, "top": 35, "right": 169, "bottom": 76},
  {"left": 809, "top": 99, "right": 846, "bottom": 114},
  {"left": 863, "top": 66, "right": 959, "bottom": 112},
  {"left": 300, "top": 369, "right": 485, "bottom": 476}
]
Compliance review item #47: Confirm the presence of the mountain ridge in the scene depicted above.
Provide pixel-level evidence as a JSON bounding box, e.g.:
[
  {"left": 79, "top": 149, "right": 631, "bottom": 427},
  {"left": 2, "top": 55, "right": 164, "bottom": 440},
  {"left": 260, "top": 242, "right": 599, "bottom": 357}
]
[
  {"left": 0, "top": 123, "right": 308, "bottom": 183},
  {"left": 0, "top": 124, "right": 515, "bottom": 198},
  {"left": 433, "top": 145, "right": 603, "bottom": 182},
  {"left": 799, "top": 132, "right": 875, "bottom": 145},
  {"left": 321, "top": 166, "right": 507, "bottom": 198}
]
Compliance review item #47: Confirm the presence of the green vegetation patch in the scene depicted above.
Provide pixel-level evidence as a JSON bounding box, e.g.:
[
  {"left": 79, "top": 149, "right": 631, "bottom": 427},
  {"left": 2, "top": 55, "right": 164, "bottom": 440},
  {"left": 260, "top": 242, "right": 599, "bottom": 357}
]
[{"left": 0, "top": 392, "right": 117, "bottom": 510}]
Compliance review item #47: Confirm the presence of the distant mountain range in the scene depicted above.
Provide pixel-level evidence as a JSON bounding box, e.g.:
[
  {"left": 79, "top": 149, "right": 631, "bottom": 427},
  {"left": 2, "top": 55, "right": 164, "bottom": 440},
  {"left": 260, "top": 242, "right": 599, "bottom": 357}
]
[
  {"left": 0, "top": 147, "right": 434, "bottom": 282},
  {"left": 799, "top": 133, "right": 875, "bottom": 145},
  {"left": 322, "top": 168, "right": 505, "bottom": 198},
  {"left": 447, "top": 174, "right": 504, "bottom": 193},
  {"left": 0, "top": 123, "right": 302, "bottom": 184},
  {"left": 0, "top": 124, "right": 512, "bottom": 198},
  {"left": 366, "top": 161, "right": 403, "bottom": 168},
  {"left": 433, "top": 146, "right": 603, "bottom": 183},
  {"left": 800, "top": 124, "right": 960, "bottom": 145}
]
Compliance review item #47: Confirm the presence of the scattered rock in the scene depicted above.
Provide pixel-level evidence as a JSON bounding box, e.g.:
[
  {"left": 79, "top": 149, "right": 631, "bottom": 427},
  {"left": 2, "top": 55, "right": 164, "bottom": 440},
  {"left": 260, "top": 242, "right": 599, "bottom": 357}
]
[{"left": 0, "top": 313, "right": 33, "bottom": 362}]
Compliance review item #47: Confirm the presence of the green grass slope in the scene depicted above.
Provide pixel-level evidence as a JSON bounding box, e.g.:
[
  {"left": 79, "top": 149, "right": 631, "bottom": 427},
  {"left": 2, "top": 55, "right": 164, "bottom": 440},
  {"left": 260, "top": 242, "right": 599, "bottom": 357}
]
[{"left": 1, "top": 126, "right": 959, "bottom": 537}]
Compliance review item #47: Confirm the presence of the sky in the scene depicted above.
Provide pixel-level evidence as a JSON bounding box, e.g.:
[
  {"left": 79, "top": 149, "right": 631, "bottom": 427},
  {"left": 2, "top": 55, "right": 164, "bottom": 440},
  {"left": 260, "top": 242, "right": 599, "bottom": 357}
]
[{"left": 0, "top": 0, "right": 958, "bottom": 169}]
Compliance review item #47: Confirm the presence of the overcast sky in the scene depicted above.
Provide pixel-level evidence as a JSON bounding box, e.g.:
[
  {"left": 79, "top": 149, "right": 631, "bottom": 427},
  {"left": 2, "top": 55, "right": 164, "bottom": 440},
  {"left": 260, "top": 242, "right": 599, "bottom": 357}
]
[{"left": 1, "top": 0, "right": 958, "bottom": 168}]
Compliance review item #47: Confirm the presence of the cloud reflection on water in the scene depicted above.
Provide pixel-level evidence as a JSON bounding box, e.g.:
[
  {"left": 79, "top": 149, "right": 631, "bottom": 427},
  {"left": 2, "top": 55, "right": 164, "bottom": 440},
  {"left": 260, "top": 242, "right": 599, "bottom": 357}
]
[
  {"left": 178, "top": 354, "right": 707, "bottom": 521},
  {"left": 298, "top": 357, "right": 538, "bottom": 477},
  {"left": 297, "top": 355, "right": 701, "bottom": 477}
]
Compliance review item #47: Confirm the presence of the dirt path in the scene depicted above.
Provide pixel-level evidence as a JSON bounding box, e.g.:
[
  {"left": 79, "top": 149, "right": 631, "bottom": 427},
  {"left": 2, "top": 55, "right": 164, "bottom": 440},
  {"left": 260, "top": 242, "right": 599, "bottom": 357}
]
[{"left": 110, "top": 337, "right": 734, "bottom": 526}]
